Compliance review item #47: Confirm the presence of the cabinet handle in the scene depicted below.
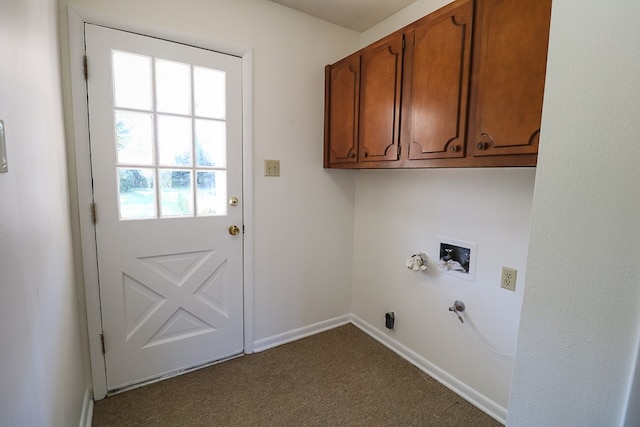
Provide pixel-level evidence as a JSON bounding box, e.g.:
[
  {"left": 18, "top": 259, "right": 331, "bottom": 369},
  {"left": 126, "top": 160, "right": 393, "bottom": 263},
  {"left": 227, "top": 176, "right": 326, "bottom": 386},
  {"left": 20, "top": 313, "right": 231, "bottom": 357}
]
[
  {"left": 348, "top": 152, "right": 356, "bottom": 158},
  {"left": 477, "top": 133, "right": 496, "bottom": 151},
  {"left": 361, "top": 152, "right": 369, "bottom": 158},
  {"left": 449, "top": 145, "right": 458, "bottom": 152}
]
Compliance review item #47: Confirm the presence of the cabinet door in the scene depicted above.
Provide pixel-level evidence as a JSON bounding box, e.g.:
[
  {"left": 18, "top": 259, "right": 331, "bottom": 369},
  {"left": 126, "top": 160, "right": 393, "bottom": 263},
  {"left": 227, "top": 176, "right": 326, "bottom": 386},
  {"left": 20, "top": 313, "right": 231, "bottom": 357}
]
[
  {"left": 405, "top": 0, "right": 473, "bottom": 160},
  {"left": 469, "top": 0, "right": 552, "bottom": 158},
  {"left": 358, "top": 34, "right": 404, "bottom": 164},
  {"left": 324, "top": 55, "right": 360, "bottom": 166}
]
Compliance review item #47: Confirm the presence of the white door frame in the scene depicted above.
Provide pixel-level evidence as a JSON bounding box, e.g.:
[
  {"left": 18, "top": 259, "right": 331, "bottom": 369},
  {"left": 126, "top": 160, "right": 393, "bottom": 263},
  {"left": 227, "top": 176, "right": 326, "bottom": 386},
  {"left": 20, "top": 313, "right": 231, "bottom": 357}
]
[{"left": 66, "top": 7, "right": 254, "bottom": 400}]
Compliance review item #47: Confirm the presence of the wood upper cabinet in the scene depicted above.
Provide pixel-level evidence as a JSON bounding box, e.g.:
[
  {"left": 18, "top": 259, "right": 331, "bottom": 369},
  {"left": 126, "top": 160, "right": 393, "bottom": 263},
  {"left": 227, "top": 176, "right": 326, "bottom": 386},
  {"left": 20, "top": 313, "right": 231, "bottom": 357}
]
[
  {"left": 323, "top": 0, "right": 552, "bottom": 169},
  {"left": 467, "top": 0, "right": 552, "bottom": 162},
  {"left": 358, "top": 33, "right": 404, "bottom": 165},
  {"left": 324, "top": 54, "right": 360, "bottom": 165},
  {"left": 403, "top": 0, "right": 473, "bottom": 161},
  {"left": 324, "top": 33, "right": 404, "bottom": 168}
]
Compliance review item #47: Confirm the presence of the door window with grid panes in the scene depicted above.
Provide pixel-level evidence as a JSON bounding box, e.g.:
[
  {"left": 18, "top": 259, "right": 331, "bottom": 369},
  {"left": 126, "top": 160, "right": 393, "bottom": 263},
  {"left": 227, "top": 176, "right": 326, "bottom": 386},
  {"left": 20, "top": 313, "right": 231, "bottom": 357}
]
[{"left": 112, "top": 51, "right": 228, "bottom": 219}]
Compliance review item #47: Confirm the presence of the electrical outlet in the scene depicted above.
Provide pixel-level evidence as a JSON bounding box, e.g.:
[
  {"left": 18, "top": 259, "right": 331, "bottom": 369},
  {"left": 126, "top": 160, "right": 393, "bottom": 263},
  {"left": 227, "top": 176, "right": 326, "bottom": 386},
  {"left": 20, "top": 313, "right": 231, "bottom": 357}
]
[
  {"left": 501, "top": 267, "right": 517, "bottom": 291},
  {"left": 264, "top": 159, "right": 280, "bottom": 177}
]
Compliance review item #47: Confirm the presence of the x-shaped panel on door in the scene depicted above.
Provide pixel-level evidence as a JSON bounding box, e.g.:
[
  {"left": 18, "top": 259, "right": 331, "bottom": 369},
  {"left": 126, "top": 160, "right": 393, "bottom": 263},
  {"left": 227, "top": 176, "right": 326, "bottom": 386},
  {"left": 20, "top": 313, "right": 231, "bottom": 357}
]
[{"left": 121, "top": 249, "right": 229, "bottom": 350}]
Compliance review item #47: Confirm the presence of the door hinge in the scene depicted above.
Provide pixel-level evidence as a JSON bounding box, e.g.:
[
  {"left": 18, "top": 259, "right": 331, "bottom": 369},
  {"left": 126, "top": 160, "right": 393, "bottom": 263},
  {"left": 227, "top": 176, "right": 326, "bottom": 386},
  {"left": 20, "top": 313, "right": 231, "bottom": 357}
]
[
  {"left": 83, "top": 55, "right": 88, "bottom": 80},
  {"left": 100, "top": 333, "right": 105, "bottom": 354},
  {"left": 91, "top": 202, "right": 97, "bottom": 224}
]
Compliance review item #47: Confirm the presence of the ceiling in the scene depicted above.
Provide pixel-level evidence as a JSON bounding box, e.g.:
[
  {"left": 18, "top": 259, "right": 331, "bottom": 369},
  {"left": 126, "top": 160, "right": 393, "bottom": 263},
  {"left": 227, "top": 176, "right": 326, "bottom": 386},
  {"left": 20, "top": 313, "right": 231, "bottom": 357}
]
[{"left": 268, "top": 0, "right": 418, "bottom": 32}]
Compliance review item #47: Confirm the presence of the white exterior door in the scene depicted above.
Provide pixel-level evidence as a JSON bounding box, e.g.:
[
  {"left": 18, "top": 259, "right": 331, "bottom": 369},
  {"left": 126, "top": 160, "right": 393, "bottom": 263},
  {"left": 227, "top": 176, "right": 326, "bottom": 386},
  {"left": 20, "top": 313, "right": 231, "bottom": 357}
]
[{"left": 85, "top": 24, "right": 244, "bottom": 391}]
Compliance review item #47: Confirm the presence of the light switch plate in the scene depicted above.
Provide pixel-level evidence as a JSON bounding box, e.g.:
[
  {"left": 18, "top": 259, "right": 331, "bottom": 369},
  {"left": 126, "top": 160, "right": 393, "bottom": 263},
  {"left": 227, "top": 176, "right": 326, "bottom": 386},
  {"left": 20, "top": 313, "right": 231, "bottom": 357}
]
[
  {"left": 0, "top": 120, "right": 7, "bottom": 173},
  {"left": 264, "top": 159, "right": 280, "bottom": 177}
]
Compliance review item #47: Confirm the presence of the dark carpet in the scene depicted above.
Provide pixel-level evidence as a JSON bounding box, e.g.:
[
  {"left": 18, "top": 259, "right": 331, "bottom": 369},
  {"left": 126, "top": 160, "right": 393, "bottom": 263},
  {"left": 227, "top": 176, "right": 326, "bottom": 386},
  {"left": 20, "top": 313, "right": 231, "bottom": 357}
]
[{"left": 93, "top": 324, "right": 502, "bottom": 426}]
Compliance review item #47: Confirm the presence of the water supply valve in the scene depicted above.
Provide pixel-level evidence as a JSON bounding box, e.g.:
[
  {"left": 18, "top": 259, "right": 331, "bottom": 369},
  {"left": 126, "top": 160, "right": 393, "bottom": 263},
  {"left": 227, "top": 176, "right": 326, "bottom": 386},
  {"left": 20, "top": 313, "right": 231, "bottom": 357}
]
[{"left": 448, "top": 300, "right": 465, "bottom": 323}]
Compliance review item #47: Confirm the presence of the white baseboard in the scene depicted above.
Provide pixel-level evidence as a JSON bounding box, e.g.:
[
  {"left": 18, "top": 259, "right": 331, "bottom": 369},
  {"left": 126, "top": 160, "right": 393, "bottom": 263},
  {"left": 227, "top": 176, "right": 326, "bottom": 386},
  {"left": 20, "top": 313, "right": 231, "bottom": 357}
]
[
  {"left": 349, "top": 315, "right": 507, "bottom": 424},
  {"left": 253, "top": 314, "right": 351, "bottom": 352},
  {"left": 79, "top": 389, "right": 93, "bottom": 427}
]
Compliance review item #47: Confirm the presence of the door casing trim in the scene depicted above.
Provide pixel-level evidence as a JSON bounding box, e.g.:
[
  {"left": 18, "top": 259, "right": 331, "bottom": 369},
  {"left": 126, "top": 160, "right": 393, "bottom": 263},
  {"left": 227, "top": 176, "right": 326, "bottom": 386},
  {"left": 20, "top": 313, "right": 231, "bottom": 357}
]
[{"left": 66, "top": 6, "right": 254, "bottom": 400}]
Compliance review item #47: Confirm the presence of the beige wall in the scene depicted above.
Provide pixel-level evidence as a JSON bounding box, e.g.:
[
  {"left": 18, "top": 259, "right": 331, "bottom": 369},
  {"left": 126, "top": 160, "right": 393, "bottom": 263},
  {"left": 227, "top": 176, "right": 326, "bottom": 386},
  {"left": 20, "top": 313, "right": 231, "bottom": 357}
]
[
  {"left": 350, "top": 1, "right": 534, "bottom": 420},
  {"left": 509, "top": 0, "right": 640, "bottom": 424},
  {"left": 356, "top": 1, "right": 640, "bottom": 423},
  {"left": 0, "top": 0, "right": 86, "bottom": 425}
]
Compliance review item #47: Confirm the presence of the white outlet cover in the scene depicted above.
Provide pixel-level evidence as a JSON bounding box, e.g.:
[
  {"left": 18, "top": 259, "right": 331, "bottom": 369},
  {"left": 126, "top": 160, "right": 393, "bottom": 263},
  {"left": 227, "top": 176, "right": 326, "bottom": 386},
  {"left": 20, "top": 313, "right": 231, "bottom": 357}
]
[{"left": 501, "top": 267, "right": 517, "bottom": 291}]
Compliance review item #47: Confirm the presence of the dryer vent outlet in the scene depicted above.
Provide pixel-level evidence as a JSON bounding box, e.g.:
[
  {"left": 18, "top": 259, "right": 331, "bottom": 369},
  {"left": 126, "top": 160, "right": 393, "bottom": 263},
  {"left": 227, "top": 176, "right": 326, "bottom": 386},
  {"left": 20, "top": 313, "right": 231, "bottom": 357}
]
[{"left": 385, "top": 312, "right": 395, "bottom": 330}]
